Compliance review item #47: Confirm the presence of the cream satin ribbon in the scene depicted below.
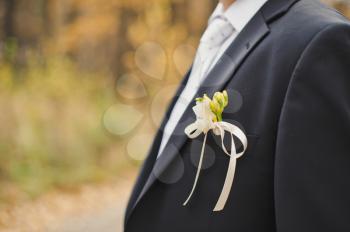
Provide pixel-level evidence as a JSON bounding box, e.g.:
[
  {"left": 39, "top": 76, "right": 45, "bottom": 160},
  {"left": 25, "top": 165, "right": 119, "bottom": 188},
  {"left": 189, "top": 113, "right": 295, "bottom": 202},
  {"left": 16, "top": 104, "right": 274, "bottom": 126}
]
[{"left": 183, "top": 119, "right": 247, "bottom": 211}]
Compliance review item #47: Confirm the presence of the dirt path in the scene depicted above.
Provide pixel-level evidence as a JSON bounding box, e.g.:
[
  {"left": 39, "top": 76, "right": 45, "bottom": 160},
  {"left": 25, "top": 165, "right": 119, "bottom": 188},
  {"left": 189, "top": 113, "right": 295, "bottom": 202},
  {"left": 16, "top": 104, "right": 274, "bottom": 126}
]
[{"left": 0, "top": 171, "right": 137, "bottom": 232}]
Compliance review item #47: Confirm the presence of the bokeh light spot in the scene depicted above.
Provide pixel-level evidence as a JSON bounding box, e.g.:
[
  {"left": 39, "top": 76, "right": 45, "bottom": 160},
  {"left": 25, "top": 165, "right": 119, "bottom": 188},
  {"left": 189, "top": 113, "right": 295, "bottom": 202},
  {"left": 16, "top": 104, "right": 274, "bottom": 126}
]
[
  {"left": 153, "top": 144, "right": 184, "bottom": 184},
  {"left": 135, "top": 41, "right": 167, "bottom": 80},
  {"left": 126, "top": 133, "right": 153, "bottom": 161},
  {"left": 150, "top": 84, "right": 178, "bottom": 127},
  {"left": 116, "top": 73, "right": 147, "bottom": 100},
  {"left": 173, "top": 43, "right": 196, "bottom": 76},
  {"left": 103, "top": 104, "right": 143, "bottom": 136}
]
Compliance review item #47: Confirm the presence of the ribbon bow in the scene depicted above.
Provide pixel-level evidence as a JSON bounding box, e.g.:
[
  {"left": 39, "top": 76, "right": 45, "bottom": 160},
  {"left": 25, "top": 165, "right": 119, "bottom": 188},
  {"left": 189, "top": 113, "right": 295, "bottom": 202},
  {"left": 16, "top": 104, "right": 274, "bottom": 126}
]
[{"left": 183, "top": 92, "right": 248, "bottom": 211}]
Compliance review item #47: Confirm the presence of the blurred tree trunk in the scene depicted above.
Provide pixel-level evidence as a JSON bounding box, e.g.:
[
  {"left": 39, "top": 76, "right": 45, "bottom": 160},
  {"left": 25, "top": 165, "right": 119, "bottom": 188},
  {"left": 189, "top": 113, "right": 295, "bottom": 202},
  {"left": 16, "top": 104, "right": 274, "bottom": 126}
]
[
  {"left": 3, "top": 0, "right": 16, "bottom": 39},
  {"left": 114, "top": 7, "right": 135, "bottom": 77},
  {"left": 42, "top": 0, "right": 53, "bottom": 36}
]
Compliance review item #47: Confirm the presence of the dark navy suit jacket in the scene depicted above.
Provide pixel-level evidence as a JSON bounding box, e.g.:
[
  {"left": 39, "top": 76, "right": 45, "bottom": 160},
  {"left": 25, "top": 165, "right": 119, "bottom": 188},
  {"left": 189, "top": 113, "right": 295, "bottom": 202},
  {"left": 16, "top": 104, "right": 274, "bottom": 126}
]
[{"left": 125, "top": 0, "right": 350, "bottom": 231}]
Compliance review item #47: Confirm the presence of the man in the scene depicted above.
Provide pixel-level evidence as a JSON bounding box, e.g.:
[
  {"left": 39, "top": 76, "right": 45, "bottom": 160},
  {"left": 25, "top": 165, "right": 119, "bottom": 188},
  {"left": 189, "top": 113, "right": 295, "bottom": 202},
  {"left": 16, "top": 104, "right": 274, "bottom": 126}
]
[{"left": 124, "top": 0, "right": 350, "bottom": 231}]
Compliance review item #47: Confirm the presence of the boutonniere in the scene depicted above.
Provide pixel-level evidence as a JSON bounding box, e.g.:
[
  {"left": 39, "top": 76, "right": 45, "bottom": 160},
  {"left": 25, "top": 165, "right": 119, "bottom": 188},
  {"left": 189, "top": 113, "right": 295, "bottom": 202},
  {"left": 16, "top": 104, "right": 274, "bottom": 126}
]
[{"left": 183, "top": 90, "right": 248, "bottom": 211}]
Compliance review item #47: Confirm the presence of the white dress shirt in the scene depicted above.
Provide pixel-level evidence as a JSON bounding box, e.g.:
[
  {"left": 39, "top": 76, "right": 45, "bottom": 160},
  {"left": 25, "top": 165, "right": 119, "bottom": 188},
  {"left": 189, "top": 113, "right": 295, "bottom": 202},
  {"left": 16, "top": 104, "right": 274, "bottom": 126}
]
[{"left": 157, "top": 0, "right": 268, "bottom": 158}]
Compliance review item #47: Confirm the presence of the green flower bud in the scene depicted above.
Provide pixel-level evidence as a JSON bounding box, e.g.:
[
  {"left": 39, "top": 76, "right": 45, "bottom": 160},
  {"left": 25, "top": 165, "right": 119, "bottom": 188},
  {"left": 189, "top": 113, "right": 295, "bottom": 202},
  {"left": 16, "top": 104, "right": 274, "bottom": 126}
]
[
  {"left": 214, "top": 92, "right": 225, "bottom": 108},
  {"left": 223, "top": 90, "right": 228, "bottom": 107},
  {"left": 210, "top": 100, "right": 220, "bottom": 113}
]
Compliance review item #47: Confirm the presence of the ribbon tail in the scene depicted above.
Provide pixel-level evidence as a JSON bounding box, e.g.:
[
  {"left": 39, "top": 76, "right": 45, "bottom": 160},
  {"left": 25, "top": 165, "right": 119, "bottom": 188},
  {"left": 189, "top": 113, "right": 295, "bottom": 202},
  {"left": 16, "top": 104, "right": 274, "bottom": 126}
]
[
  {"left": 183, "top": 133, "right": 208, "bottom": 206},
  {"left": 213, "top": 133, "right": 237, "bottom": 211}
]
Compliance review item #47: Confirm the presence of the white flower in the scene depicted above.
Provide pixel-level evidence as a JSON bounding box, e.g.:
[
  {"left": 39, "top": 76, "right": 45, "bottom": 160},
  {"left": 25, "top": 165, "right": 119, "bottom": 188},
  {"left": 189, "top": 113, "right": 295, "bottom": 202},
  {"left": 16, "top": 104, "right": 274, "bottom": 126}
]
[{"left": 192, "top": 98, "right": 216, "bottom": 134}]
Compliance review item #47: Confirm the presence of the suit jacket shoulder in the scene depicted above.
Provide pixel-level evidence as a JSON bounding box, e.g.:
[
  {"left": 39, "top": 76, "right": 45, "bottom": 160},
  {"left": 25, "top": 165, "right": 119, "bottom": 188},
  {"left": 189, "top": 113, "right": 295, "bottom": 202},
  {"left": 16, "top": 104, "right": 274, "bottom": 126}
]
[
  {"left": 285, "top": 0, "right": 349, "bottom": 31},
  {"left": 259, "top": 0, "right": 350, "bottom": 84}
]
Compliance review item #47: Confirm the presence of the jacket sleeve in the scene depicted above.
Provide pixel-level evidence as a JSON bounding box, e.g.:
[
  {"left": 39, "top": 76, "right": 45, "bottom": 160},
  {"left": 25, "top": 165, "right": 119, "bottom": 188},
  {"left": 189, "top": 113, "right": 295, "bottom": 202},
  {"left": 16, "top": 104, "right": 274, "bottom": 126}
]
[{"left": 275, "top": 23, "right": 350, "bottom": 232}]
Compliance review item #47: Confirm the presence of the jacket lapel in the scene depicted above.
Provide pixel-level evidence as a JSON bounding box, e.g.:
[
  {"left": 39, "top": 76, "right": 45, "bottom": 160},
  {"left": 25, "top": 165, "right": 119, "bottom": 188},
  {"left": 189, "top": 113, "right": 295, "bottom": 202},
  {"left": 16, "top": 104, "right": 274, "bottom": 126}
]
[
  {"left": 124, "top": 68, "right": 192, "bottom": 223},
  {"left": 126, "top": 0, "right": 299, "bottom": 224}
]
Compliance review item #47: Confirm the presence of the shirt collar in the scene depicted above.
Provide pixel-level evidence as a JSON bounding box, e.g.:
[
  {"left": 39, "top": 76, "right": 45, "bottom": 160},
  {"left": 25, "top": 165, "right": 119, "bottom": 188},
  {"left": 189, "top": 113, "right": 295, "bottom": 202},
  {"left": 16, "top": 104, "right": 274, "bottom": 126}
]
[{"left": 209, "top": 0, "right": 268, "bottom": 32}]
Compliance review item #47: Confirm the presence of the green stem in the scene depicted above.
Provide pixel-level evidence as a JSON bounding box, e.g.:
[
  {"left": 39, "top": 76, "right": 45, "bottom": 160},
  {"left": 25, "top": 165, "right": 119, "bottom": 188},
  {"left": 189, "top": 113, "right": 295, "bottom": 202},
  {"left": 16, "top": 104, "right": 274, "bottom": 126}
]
[{"left": 217, "top": 114, "right": 222, "bottom": 122}]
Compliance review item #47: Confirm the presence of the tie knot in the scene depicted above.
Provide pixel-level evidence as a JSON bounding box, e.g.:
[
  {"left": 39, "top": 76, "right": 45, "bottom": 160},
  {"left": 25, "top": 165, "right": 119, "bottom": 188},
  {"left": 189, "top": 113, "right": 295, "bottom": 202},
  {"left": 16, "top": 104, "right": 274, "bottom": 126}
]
[{"left": 200, "top": 17, "right": 234, "bottom": 49}]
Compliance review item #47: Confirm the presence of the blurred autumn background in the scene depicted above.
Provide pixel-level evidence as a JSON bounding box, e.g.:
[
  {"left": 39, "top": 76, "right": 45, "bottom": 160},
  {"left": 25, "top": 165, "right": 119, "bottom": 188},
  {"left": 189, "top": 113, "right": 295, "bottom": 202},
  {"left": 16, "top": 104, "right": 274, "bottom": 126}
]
[{"left": 0, "top": 0, "right": 349, "bottom": 231}]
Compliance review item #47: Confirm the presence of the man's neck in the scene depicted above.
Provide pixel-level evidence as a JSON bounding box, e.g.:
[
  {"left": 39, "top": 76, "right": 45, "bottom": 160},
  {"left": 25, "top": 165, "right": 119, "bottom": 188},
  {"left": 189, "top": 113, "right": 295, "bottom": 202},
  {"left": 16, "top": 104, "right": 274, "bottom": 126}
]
[{"left": 220, "top": 0, "right": 236, "bottom": 11}]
